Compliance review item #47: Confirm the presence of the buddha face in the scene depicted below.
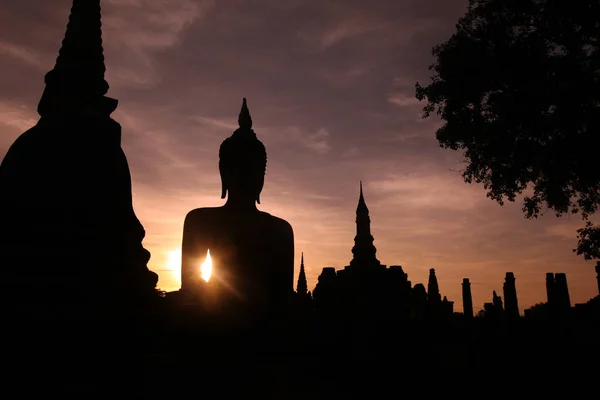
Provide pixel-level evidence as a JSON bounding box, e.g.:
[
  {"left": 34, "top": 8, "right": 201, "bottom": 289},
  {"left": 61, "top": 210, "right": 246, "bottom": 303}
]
[
  {"left": 220, "top": 163, "right": 265, "bottom": 203},
  {"left": 219, "top": 140, "right": 267, "bottom": 204},
  {"left": 218, "top": 106, "right": 267, "bottom": 204}
]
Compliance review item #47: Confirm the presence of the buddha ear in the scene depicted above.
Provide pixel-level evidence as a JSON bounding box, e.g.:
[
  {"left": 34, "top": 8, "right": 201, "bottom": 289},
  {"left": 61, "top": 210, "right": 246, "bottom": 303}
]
[
  {"left": 220, "top": 176, "right": 227, "bottom": 199},
  {"left": 256, "top": 175, "right": 264, "bottom": 204}
]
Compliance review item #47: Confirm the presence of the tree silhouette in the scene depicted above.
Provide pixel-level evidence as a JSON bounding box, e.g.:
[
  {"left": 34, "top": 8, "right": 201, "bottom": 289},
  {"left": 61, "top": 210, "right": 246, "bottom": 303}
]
[
  {"left": 575, "top": 221, "right": 600, "bottom": 260},
  {"left": 415, "top": 0, "right": 600, "bottom": 259}
]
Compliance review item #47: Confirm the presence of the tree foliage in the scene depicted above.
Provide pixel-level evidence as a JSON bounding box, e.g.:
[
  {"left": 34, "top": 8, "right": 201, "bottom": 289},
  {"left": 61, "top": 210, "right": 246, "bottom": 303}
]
[
  {"left": 575, "top": 221, "right": 600, "bottom": 260},
  {"left": 416, "top": 0, "right": 600, "bottom": 259}
]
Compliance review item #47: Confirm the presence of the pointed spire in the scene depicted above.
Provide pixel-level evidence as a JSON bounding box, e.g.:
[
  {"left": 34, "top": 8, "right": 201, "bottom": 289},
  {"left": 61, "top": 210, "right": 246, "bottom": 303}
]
[
  {"left": 296, "top": 252, "right": 308, "bottom": 296},
  {"left": 38, "top": 0, "right": 116, "bottom": 116},
  {"left": 350, "top": 179, "right": 379, "bottom": 268},
  {"left": 357, "top": 180, "right": 368, "bottom": 212},
  {"left": 238, "top": 98, "right": 253, "bottom": 130}
]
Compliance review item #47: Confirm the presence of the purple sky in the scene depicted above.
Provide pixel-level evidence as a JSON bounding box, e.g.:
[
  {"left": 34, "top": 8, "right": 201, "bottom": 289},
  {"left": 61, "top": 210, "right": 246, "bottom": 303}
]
[{"left": 1, "top": 0, "right": 598, "bottom": 312}]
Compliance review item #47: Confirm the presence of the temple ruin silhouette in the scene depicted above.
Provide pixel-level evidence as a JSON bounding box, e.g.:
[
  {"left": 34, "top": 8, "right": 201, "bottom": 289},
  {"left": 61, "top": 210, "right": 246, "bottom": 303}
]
[
  {"left": 0, "top": 0, "right": 158, "bottom": 304},
  {"left": 297, "top": 183, "right": 599, "bottom": 322},
  {"left": 310, "top": 182, "right": 455, "bottom": 320}
]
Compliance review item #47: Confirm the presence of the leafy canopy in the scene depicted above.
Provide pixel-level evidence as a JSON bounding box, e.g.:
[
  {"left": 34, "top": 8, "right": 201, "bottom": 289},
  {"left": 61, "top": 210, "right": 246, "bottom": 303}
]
[{"left": 416, "top": 0, "right": 600, "bottom": 259}]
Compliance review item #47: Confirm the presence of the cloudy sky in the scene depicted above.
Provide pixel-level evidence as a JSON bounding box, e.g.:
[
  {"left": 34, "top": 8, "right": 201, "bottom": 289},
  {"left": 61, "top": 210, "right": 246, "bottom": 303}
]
[{"left": 1, "top": 0, "right": 598, "bottom": 312}]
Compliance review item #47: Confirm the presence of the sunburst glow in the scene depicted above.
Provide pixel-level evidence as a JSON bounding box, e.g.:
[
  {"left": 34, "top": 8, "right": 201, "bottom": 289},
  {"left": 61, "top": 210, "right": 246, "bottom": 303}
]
[
  {"left": 201, "top": 249, "right": 212, "bottom": 282},
  {"left": 165, "top": 248, "right": 182, "bottom": 286}
]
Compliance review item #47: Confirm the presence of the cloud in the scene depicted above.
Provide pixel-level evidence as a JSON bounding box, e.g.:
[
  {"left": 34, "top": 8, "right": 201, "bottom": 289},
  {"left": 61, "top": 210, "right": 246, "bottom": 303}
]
[
  {"left": 388, "top": 93, "right": 421, "bottom": 108},
  {"left": 102, "top": 0, "right": 213, "bottom": 88},
  {"left": 368, "top": 170, "right": 483, "bottom": 212},
  {"left": 0, "top": 41, "right": 44, "bottom": 69},
  {"left": 0, "top": 102, "right": 38, "bottom": 132},
  {"left": 342, "top": 148, "right": 360, "bottom": 158},
  {"left": 309, "top": 20, "right": 392, "bottom": 51},
  {"left": 545, "top": 220, "right": 587, "bottom": 239},
  {"left": 193, "top": 116, "right": 239, "bottom": 132},
  {"left": 273, "top": 126, "right": 332, "bottom": 154},
  {"left": 0, "top": 101, "right": 38, "bottom": 156}
]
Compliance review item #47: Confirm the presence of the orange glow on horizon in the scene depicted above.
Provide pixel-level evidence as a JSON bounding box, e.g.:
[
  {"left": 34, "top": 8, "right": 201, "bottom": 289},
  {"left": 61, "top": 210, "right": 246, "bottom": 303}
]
[
  {"left": 201, "top": 249, "right": 212, "bottom": 282},
  {"left": 165, "top": 248, "right": 182, "bottom": 286}
]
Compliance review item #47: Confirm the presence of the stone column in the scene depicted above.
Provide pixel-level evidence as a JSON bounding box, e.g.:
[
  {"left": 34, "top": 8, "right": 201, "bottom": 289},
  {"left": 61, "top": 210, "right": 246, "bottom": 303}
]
[
  {"left": 462, "top": 278, "right": 473, "bottom": 318},
  {"left": 427, "top": 268, "right": 441, "bottom": 303},
  {"left": 546, "top": 273, "right": 556, "bottom": 306},
  {"left": 503, "top": 272, "right": 520, "bottom": 318},
  {"left": 554, "top": 273, "right": 571, "bottom": 311}
]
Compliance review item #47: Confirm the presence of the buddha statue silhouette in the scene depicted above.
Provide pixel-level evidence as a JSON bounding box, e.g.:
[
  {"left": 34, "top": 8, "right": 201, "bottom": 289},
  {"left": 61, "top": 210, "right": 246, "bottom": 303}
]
[{"left": 181, "top": 99, "right": 294, "bottom": 317}]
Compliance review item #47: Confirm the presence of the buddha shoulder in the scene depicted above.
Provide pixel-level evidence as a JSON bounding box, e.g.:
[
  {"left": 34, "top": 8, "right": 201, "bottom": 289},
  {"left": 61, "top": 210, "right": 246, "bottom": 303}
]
[
  {"left": 259, "top": 211, "right": 294, "bottom": 235},
  {"left": 184, "top": 207, "right": 223, "bottom": 225}
]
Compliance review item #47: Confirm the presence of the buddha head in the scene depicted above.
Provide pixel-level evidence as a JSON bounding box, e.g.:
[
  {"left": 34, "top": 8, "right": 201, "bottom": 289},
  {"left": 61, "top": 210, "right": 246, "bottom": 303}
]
[{"left": 219, "top": 98, "right": 267, "bottom": 204}]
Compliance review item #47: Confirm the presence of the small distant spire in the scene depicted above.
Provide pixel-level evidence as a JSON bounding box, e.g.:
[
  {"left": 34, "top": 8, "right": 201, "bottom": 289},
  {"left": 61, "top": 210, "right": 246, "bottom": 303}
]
[
  {"left": 296, "top": 252, "right": 308, "bottom": 296},
  {"left": 238, "top": 98, "right": 253, "bottom": 130},
  {"left": 357, "top": 180, "right": 368, "bottom": 212}
]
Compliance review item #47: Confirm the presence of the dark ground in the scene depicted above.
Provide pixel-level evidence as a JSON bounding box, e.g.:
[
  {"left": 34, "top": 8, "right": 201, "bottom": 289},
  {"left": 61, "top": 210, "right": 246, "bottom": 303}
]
[{"left": 6, "top": 304, "right": 599, "bottom": 398}]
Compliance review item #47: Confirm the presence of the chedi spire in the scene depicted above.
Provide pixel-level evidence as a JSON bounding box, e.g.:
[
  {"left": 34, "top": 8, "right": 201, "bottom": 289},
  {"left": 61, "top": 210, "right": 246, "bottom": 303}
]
[
  {"left": 38, "top": 0, "right": 116, "bottom": 117},
  {"left": 0, "top": 0, "right": 158, "bottom": 306},
  {"left": 349, "top": 181, "right": 380, "bottom": 268},
  {"left": 296, "top": 252, "right": 308, "bottom": 296},
  {"left": 357, "top": 180, "right": 368, "bottom": 213}
]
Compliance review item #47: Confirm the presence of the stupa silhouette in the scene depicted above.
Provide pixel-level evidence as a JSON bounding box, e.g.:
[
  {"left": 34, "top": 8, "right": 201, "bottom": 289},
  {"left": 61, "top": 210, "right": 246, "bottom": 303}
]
[{"left": 0, "top": 0, "right": 158, "bottom": 304}]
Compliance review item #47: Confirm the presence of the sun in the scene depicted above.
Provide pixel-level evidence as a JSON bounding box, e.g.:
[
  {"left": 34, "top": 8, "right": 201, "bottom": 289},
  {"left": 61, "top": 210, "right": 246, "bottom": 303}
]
[
  {"left": 200, "top": 249, "right": 212, "bottom": 282},
  {"left": 165, "top": 247, "right": 212, "bottom": 284}
]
